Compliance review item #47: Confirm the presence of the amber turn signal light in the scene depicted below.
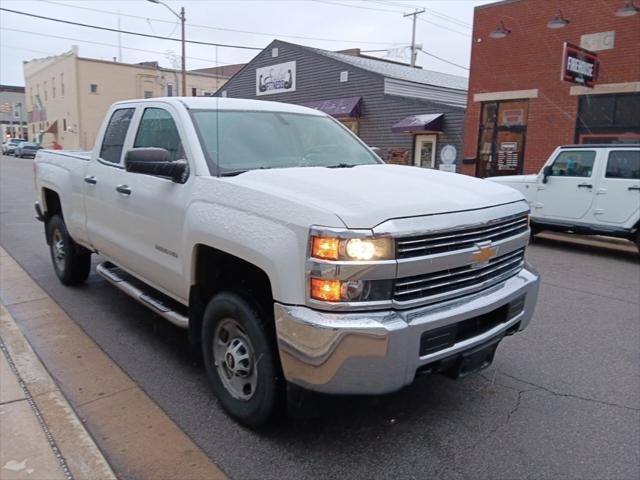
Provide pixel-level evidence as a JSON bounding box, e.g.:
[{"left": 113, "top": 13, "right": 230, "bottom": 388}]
[
  {"left": 311, "top": 236, "right": 340, "bottom": 260},
  {"left": 310, "top": 278, "right": 342, "bottom": 302}
]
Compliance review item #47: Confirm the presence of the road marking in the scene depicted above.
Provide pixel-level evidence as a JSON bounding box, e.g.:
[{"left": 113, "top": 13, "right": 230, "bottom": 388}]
[{"left": 0, "top": 247, "right": 228, "bottom": 480}]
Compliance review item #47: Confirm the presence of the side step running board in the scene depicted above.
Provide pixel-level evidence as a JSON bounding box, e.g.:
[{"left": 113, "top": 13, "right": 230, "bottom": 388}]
[{"left": 96, "top": 262, "right": 189, "bottom": 329}]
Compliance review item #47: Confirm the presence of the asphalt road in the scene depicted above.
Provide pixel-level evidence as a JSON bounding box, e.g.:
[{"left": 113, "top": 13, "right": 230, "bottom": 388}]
[{"left": 1, "top": 153, "right": 639, "bottom": 480}]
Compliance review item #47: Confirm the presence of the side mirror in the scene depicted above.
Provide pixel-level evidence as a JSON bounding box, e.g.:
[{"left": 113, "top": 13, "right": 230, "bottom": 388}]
[
  {"left": 542, "top": 165, "right": 552, "bottom": 184},
  {"left": 125, "top": 148, "right": 188, "bottom": 184}
]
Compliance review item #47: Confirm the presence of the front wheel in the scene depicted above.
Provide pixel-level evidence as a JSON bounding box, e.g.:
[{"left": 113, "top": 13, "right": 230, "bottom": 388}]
[
  {"left": 202, "top": 292, "right": 283, "bottom": 427},
  {"left": 47, "top": 215, "right": 91, "bottom": 285}
]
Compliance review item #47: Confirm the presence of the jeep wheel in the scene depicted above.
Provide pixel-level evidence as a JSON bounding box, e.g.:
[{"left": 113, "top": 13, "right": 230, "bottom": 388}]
[
  {"left": 47, "top": 215, "right": 91, "bottom": 285},
  {"left": 202, "top": 292, "right": 283, "bottom": 427}
]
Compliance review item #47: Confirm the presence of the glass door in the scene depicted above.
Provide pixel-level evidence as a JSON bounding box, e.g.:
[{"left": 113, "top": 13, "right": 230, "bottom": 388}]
[
  {"left": 414, "top": 134, "right": 437, "bottom": 168},
  {"left": 477, "top": 100, "right": 528, "bottom": 177}
]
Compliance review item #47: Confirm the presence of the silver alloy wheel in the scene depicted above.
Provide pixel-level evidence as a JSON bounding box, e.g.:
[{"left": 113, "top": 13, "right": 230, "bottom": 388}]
[
  {"left": 213, "top": 318, "right": 258, "bottom": 401},
  {"left": 51, "top": 229, "right": 66, "bottom": 272}
]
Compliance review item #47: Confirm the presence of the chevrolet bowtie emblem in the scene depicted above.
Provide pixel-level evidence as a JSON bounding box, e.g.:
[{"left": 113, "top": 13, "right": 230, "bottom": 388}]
[{"left": 472, "top": 245, "right": 497, "bottom": 264}]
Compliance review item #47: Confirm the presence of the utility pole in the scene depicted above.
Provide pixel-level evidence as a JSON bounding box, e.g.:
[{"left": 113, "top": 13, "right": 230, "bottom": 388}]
[
  {"left": 148, "top": 0, "right": 187, "bottom": 96},
  {"left": 180, "top": 6, "right": 186, "bottom": 96},
  {"left": 403, "top": 8, "right": 425, "bottom": 68}
]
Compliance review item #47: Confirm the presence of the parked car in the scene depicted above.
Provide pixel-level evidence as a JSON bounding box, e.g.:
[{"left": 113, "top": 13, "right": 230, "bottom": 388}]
[
  {"left": 3, "top": 138, "right": 24, "bottom": 155},
  {"left": 488, "top": 144, "right": 640, "bottom": 250},
  {"left": 34, "top": 97, "right": 539, "bottom": 427},
  {"left": 15, "top": 142, "right": 42, "bottom": 158}
]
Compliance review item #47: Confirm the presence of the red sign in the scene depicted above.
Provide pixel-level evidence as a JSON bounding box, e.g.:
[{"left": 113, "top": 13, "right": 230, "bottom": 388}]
[{"left": 561, "top": 42, "right": 599, "bottom": 88}]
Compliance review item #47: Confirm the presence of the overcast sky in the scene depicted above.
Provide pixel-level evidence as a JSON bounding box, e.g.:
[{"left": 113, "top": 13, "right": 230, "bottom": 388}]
[{"left": 0, "top": 0, "right": 493, "bottom": 86}]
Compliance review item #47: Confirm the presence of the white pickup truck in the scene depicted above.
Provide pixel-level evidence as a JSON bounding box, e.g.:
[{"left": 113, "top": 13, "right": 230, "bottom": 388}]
[
  {"left": 489, "top": 145, "right": 640, "bottom": 250},
  {"left": 34, "top": 97, "right": 539, "bottom": 426}
]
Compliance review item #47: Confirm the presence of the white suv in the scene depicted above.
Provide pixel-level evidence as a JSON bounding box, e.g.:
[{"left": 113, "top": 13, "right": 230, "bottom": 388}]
[{"left": 488, "top": 145, "right": 640, "bottom": 249}]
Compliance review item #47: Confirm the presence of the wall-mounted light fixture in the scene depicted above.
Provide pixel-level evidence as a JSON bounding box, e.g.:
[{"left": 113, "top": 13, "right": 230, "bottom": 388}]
[
  {"left": 615, "top": 0, "right": 639, "bottom": 16},
  {"left": 547, "top": 10, "right": 570, "bottom": 28},
  {"left": 489, "top": 20, "right": 511, "bottom": 39}
]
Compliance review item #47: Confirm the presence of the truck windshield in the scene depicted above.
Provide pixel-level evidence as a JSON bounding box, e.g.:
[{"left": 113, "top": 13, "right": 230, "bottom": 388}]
[{"left": 190, "top": 110, "right": 381, "bottom": 175}]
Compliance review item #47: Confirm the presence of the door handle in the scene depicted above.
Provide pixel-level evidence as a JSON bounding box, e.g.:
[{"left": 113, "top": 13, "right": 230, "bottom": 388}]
[
  {"left": 116, "top": 184, "right": 131, "bottom": 196},
  {"left": 577, "top": 183, "right": 593, "bottom": 189},
  {"left": 84, "top": 175, "right": 97, "bottom": 185},
  {"left": 629, "top": 186, "right": 640, "bottom": 191}
]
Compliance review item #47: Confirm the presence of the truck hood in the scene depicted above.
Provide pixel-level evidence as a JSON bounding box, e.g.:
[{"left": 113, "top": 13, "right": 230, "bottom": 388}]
[{"left": 227, "top": 164, "right": 525, "bottom": 228}]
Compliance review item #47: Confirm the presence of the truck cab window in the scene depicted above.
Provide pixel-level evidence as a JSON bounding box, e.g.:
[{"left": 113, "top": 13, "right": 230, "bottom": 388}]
[
  {"left": 549, "top": 151, "right": 595, "bottom": 178},
  {"left": 100, "top": 108, "right": 135, "bottom": 164},
  {"left": 605, "top": 151, "right": 640, "bottom": 179},
  {"left": 134, "top": 108, "right": 184, "bottom": 161}
]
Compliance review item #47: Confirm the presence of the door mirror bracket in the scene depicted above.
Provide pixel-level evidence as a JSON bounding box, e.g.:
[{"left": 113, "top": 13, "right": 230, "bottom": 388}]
[{"left": 125, "top": 148, "right": 189, "bottom": 183}]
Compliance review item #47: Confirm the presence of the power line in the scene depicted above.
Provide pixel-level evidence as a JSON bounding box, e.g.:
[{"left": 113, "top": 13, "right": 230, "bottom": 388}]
[
  {"left": 418, "top": 48, "right": 469, "bottom": 71},
  {"left": 0, "top": 27, "right": 236, "bottom": 66},
  {"left": 0, "top": 7, "right": 263, "bottom": 50},
  {"left": 311, "top": 1, "right": 470, "bottom": 37},
  {"left": 370, "top": 1, "right": 472, "bottom": 28},
  {"left": 417, "top": 17, "right": 470, "bottom": 37},
  {"left": 40, "top": 0, "right": 404, "bottom": 47}
]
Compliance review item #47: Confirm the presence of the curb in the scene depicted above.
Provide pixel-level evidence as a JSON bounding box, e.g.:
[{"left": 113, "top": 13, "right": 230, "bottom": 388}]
[{"left": 0, "top": 303, "right": 117, "bottom": 480}]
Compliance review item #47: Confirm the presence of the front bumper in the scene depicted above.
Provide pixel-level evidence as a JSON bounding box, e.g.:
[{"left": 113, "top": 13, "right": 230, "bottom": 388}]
[{"left": 275, "top": 264, "right": 539, "bottom": 395}]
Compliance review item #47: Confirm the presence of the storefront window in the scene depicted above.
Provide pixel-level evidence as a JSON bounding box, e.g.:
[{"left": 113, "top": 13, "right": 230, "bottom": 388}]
[
  {"left": 577, "top": 93, "right": 640, "bottom": 144},
  {"left": 339, "top": 118, "right": 359, "bottom": 135},
  {"left": 477, "top": 100, "right": 529, "bottom": 177}
]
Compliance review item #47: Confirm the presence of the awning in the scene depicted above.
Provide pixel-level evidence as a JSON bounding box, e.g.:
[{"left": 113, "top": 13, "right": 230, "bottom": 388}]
[
  {"left": 301, "top": 96, "right": 362, "bottom": 118},
  {"left": 44, "top": 120, "right": 58, "bottom": 135},
  {"left": 391, "top": 113, "right": 444, "bottom": 133}
]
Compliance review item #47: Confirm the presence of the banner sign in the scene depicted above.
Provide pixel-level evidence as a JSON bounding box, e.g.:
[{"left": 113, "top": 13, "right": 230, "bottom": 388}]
[
  {"left": 256, "top": 61, "right": 296, "bottom": 96},
  {"left": 561, "top": 42, "right": 599, "bottom": 88}
]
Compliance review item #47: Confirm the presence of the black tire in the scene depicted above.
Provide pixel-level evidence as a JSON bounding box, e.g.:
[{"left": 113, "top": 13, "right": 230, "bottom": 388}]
[
  {"left": 202, "top": 292, "right": 283, "bottom": 428},
  {"left": 47, "top": 214, "right": 91, "bottom": 285}
]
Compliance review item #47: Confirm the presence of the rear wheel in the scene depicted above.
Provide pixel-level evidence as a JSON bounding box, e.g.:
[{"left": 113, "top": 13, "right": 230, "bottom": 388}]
[
  {"left": 202, "top": 292, "right": 283, "bottom": 427},
  {"left": 47, "top": 215, "right": 91, "bottom": 285}
]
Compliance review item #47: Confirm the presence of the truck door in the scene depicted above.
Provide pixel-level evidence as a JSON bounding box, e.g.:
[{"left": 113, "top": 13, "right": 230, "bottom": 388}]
[
  {"left": 109, "top": 105, "right": 193, "bottom": 301},
  {"left": 594, "top": 149, "right": 640, "bottom": 225},
  {"left": 84, "top": 107, "right": 137, "bottom": 262},
  {"left": 535, "top": 149, "right": 597, "bottom": 221}
]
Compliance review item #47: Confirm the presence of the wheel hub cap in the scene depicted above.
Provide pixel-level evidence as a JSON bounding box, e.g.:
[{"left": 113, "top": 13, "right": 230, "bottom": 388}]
[{"left": 213, "top": 319, "right": 258, "bottom": 401}]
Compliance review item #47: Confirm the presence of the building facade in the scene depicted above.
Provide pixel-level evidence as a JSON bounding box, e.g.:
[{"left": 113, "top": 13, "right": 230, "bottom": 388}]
[
  {"left": 0, "top": 85, "right": 27, "bottom": 140},
  {"left": 462, "top": 0, "right": 640, "bottom": 177},
  {"left": 23, "top": 47, "right": 228, "bottom": 150},
  {"left": 217, "top": 40, "right": 468, "bottom": 171}
]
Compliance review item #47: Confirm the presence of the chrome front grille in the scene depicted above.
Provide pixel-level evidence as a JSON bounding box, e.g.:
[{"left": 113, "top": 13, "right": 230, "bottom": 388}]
[
  {"left": 394, "top": 248, "right": 526, "bottom": 305},
  {"left": 396, "top": 213, "right": 529, "bottom": 259}
]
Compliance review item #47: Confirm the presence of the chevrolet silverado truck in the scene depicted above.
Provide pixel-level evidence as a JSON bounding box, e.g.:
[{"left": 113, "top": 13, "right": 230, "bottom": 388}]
[
  {"left": 34, "top": 97, "right": 539, "bottom": 427},
  {"left": 488, "top": 145, "right": 640, "bottom": 250}
]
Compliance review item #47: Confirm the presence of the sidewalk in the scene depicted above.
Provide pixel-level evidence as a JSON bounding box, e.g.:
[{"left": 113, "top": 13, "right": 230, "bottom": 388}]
[{"left": 0, "top": 303, "right": 116, "bottom": 480}]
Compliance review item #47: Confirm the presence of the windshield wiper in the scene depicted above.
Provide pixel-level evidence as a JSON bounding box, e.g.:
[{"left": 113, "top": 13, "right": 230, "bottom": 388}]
[
  {"left": 324, "top": 163, "right": 356, "bottom": 169},
  {"left": 220, "top": 166, "right": 273, "bottom": 177}
]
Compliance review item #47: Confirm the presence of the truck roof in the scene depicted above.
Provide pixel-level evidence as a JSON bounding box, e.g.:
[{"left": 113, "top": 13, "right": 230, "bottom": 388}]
[
  {"left": 559, "top": 144, "right": 639, "bottom": 149},
  {"left": 111, "top": 96, "right": 326, "bottom": 116}
]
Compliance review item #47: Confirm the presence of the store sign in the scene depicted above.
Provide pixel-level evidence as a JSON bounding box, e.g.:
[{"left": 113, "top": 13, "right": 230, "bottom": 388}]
[
  {"left": 561, "top": 42, "right": 599, "bottom": 88},
  {"left": 256, "top": 61, "right": 296, "bottom": 96},
  {"left": 502, "top": 109, "right": 524, "bottom": 127}
]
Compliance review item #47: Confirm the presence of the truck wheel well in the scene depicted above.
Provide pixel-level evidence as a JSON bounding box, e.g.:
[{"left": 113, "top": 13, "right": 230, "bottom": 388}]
[
  {"left": 42, "top": 189, "right": 62, "bottom": 244},
  {"left": 43, "top": 188, "right": 62, "bottom": 219},
  {"left": 188, "top": 244, "right": 274, "bottom": 348}
]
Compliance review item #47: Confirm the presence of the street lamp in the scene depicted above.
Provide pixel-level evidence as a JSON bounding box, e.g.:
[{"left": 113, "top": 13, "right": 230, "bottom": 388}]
[
  {"left": 489, "top": 20, "right": 511, "bottom": 39},
  {"left": 547, "top": 10, "right": 570, "bottom": 29},
  {"left": 147, "top": 0, "right": 186, "bottom": 96},
  {"left": 615, "top": 0, "right": 639, "bottom": 16}
]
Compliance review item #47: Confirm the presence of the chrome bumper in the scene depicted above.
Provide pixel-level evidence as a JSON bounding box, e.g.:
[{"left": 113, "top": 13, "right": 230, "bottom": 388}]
[{"left": 275, "top": 264, "right": 539, "bottom": 395}]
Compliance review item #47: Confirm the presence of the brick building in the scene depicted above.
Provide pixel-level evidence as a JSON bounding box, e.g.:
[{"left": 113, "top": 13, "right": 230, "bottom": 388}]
[{"left": 462, "top": 0, "right": 640, "bottom": 177}]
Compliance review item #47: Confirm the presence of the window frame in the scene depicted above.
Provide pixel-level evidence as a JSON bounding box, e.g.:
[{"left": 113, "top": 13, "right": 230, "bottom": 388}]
[
  {"left": 605, "top": 150, "right": 640, "bottom": 180},
  {"left": 548, "top": 150, "right": 597, "bottom": 178},
  {"left": 98, "top": 107, "right": 136, "bottom": 166}
]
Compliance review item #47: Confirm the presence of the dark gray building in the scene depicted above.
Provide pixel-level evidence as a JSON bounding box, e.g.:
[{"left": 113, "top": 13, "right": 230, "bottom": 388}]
[{"left": 217, "top": 40, "right": 468, "bottom": 171}]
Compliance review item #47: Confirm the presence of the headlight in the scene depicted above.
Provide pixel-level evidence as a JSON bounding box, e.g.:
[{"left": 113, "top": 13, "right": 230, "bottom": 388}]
[
  {"left": 310, "top": 278, "right": 393, "bottom": 302},
  {"left": 311, "top": 235, "right": 394, "bottom": 261}
]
